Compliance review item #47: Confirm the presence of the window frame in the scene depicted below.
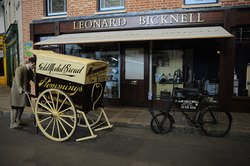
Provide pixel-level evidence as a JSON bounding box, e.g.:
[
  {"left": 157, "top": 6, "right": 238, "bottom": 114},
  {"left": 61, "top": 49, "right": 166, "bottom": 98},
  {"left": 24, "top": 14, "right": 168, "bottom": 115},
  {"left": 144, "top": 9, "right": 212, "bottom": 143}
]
[
  {"left": 99, "top": 0, "right": 125, "bottom": 12},
  {"left": 184, "top": 0, "right": 218, "bottom": 6},
  {"left": 234, "top": 26, "right": 250, "bottom": 97},
  {"left": 46, "top": 0, "right": 67, "bottom": 16}
]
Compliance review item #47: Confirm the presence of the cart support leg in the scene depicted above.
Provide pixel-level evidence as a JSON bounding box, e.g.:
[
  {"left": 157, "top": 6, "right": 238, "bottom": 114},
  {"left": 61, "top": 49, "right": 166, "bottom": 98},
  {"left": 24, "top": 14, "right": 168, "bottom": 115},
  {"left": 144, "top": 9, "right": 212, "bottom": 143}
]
[
  {"left": 76, "top": 110, "right": 97, "bottom": 142},
  {"left": 94, "top": 108, "right": 113, "bottom": 132}
]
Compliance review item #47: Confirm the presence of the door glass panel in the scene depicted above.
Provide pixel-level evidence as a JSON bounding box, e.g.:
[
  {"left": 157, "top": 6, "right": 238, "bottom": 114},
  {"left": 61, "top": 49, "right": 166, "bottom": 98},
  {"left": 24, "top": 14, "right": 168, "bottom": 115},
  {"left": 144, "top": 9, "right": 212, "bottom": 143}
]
[{"left": 125, "top": 48, "right": 144, "bottom": 79}]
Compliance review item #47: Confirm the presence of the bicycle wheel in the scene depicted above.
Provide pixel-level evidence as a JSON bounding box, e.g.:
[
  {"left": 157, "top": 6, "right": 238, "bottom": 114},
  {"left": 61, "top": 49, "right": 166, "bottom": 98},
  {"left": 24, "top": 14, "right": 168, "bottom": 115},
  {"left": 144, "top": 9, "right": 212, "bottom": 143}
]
[
  {"left": 150, "top": 113, "right": 173, "bottom": 134},
  {"left": 200, "top": 105, "right": 232, "bottom": 137}
]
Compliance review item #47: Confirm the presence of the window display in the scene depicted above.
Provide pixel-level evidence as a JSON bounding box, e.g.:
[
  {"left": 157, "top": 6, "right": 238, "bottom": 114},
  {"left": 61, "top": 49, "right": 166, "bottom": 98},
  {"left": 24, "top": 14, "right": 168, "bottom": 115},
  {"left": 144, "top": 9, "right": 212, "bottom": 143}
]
[
  {"left": 234, "top": 26, "right": 250, "bottom": 97},
  {"left": 153, "top": 50, "right": 184, "bottom": 96},
  {"left": 104, "top": 52, "right": 120, "bottom": 98},
  {"left": 85, "top": 51, "right": 120, "bottom": 98},
  {"left": 151, "top": 40, "right": 220, "bottom": 101},
  {"left": 64, "top": 43, "right": 120, "bottom": 99}
]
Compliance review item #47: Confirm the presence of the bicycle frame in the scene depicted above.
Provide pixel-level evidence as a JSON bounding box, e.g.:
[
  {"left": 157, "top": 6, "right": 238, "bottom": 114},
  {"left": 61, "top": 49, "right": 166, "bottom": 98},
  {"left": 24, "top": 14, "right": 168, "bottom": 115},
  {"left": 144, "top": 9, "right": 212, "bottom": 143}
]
[
  {"left": 149, "top": 76, "right": 232, "bottom": 136},
  {"left": 149, "top": 90, "right": 216, "bottom": 127}
]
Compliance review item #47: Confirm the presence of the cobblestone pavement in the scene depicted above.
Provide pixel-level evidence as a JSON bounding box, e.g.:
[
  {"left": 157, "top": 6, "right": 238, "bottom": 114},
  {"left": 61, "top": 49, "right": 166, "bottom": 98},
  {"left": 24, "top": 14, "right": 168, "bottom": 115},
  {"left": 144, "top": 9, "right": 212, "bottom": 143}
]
[{"left": 1, "top": 85, "right": 250, "bottom": 136}]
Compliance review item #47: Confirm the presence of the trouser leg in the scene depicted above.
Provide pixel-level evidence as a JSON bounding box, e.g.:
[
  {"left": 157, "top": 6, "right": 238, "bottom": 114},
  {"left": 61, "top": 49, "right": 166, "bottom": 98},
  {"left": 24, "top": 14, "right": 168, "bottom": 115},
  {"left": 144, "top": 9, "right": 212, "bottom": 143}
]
[
  {"left": 10, "top": 109, "right": 18, "bottom": 128},
  {"left": 17, "top": 107, "right": 26, "bottom": 126}
]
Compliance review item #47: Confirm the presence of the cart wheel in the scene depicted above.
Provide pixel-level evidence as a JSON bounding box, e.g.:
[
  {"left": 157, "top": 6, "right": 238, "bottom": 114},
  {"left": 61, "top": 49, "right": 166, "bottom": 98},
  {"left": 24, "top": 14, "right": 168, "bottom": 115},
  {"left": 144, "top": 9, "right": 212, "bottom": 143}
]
[
  {"left": 77, "top": 107, "right": 103, "bottom": 128},
  {"left": 35, "top": 89, "right": 77, "bottom": 142}
]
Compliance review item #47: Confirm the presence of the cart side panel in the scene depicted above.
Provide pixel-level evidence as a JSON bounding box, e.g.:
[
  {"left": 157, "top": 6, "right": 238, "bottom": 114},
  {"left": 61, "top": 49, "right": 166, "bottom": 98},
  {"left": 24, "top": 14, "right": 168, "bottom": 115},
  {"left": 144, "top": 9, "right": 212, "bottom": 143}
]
[
  {"left": 36, "top": 55, "right": 87, "bottom": 85},
  {"left": 36, "top": 73, "right": 106, "bottom": 113},
  {"left": 85, "top": 62, "right": 108, "bottom": 84},
  {"left": 35, "top": 51, "right": 108, "bottom": 85}
]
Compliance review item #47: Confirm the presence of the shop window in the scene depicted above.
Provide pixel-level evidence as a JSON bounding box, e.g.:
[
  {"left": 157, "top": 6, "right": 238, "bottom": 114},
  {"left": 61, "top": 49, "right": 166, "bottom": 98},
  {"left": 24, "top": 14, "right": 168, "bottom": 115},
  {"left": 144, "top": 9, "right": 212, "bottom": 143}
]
[
  {"left": 64, "top": 43, "right": 120, "bottom": 99},
  {"left": 152, "top": 49, "right": 184, "bottom": 97},
  {"left": 46, "top": 0, "right": 67, "bottom": 16},
  {"left": 234, "top": 26, "right": 250, "bottom": 97},
  {"left": 151, "top": 40, "right": 219, "bottom": 101},
  {"left": 99, "top": 0, "right": 125, "bottom": 11},
  {"left": 39, "top": 36, "right": 54, "bottom": 41},
  {"left": 236, "top": 27, "right": 250, "bottom": 42}
]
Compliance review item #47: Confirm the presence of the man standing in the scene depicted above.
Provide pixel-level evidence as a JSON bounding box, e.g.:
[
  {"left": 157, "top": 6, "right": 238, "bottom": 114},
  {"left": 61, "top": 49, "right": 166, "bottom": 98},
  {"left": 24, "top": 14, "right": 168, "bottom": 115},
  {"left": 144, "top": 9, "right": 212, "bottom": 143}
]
[{"left": 10, "top": 57, "right": 36, "bottom": 129}]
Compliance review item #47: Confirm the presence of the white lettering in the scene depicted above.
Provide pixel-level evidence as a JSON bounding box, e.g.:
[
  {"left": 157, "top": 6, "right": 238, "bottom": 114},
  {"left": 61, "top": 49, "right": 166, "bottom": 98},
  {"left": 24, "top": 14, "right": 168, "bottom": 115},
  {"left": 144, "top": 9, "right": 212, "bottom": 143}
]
[
  {"left": 101, "top": 19, "right": 108, "bottom": 27},
  {"left": 197, "top": 13, "right": 205, "bottom": 23},
  {"left": 85, "top": 20, "right": 93, "bottom": 28},
  {"left": 73, "top": 21, "right": 78, "bottom": 30},
  {"left": 119, "top": 18, "right": 127, "bottom": 26},
  {"left": 110, "top": 18, "right": 117, "bottom": 27},
  {"left": 139, "top": 16, "right": 146, "bottom": 25},
  {"left": 73, "top": 13, "right": 205, "bottom": 30},
  {"left": 93, "top": 20, "right": 101, "bottom": 28},
  {"left": 181, "top": 14, "right": 188, "bottom": 23},
  {"left": 189, "top": 13, "right": 196, "bottom": 23},
  {"left": 160, "top": 15, "right": 168, "bottom": 24},
  {"left": 79, "top": 21, "right": 84, "bottom": 29},
  {"left": 170, "top": 14, "right": 179, "bottom": 23},
  {"left": 151, "top": 16, "right": 159, "bottom": 24}
]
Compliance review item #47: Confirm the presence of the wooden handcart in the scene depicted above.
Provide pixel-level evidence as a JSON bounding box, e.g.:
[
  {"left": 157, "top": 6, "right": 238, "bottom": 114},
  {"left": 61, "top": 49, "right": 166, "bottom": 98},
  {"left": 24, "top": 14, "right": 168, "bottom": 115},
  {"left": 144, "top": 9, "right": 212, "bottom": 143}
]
[{"left": 25, "top": 50, "right": 113, "bottom": 142}]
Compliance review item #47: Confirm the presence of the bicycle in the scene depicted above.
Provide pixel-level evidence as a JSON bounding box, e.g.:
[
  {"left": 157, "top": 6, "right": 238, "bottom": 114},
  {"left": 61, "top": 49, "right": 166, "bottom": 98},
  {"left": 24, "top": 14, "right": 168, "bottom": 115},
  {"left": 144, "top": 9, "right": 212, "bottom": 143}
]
[{"left": 148, "top": 87, "right": 233, "bottom": 137}]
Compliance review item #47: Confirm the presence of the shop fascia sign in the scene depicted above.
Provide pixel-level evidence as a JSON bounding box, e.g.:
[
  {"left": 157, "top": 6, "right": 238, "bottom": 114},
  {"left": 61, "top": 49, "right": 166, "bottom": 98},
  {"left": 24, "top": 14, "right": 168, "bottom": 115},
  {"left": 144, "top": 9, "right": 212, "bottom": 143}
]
[{"left": 73, "top": 12, "right": 205, "bottom": 31}]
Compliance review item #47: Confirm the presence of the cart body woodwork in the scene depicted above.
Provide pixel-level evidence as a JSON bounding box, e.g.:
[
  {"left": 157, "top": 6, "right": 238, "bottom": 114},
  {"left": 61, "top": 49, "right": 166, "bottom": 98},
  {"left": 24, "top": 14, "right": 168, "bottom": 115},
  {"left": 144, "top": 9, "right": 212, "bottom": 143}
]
[{"left": 31, "top": 49, "right": 108, "bottom": 113}]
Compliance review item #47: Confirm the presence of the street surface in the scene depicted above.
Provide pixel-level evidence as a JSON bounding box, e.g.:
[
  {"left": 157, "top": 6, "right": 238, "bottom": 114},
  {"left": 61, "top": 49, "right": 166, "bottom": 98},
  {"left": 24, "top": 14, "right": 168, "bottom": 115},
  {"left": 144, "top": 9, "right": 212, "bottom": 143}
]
[{"left": 0, "top": 114, "right": 249, "bottom": 166}]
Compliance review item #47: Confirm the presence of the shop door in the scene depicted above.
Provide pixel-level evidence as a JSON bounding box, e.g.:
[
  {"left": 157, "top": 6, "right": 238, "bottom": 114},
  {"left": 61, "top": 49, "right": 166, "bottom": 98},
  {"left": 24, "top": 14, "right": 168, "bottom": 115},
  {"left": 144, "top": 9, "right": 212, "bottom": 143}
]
[{"left": 122, "top": 48, "right": 147, "bottom": 106}]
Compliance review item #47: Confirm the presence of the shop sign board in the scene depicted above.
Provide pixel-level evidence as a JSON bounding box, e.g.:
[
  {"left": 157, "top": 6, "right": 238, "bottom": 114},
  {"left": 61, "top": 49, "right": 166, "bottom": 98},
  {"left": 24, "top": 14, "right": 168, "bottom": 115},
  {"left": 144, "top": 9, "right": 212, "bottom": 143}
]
[{"left": 57, "top": 11, "right": 224, "bottom": 33}]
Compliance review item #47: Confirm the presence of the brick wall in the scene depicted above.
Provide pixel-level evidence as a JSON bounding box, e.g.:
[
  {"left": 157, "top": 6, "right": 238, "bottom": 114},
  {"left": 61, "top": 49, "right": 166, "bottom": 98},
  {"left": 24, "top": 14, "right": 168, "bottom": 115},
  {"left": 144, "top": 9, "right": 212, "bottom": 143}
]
[
  {"left": 21, "top": 0, "right": 250, "bottom": 45},
  {"left": 67, "top": 0, "right": 250, "bottom": 17},
  {"left": 21, "top": 0, "right": 44, "bottom": 43},
  {"left": 67, "top": 0, "right": 97, "bottom": 16},
  {"left": 223, "top": 0, "right": 250, "bottom": 6}
]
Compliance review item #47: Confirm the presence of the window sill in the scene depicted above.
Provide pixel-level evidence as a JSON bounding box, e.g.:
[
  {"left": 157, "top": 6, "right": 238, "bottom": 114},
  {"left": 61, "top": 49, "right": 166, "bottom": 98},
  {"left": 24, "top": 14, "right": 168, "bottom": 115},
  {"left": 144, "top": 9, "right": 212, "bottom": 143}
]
[
  {"left": 182, "top": 2, "right": 222, "bottom": 8},
  {"left": 232, "top": 96, "right": 250, "bottom": 100},
  {"left": 95, "top": 9, "right": 127, "bottom": 15},
  {"left": 42, "top": 15, "right": 67, "bottom": 20}
]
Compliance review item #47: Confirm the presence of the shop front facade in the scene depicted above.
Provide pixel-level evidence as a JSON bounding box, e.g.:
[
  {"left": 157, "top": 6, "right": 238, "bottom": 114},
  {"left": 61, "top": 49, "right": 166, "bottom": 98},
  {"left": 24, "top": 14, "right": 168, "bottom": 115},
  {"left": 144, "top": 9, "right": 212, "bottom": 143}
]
[
  {"left": 5, "top": 23, "right": 20, "bottom": 86},
  {"left": 30, "top": 6, "right": 250, "bottom": 112}
]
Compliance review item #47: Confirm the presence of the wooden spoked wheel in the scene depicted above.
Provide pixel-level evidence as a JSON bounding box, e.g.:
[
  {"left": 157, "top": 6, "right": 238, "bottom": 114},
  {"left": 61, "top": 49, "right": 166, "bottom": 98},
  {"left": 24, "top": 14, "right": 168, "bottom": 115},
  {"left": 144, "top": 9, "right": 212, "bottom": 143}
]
[
  {"left": 77, "top": 107, "right": 103, "bottom": 128},
  {"left": 35, "top": 89, "right": 77, "bottom": 142}
]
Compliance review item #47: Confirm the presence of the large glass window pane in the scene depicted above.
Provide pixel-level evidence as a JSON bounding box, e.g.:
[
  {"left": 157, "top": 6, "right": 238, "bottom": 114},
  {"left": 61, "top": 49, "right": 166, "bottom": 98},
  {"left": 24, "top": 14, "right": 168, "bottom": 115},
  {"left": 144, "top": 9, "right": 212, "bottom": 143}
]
[
  {"left": 100, "top": 0, "right": 125, "bottom": 11},
  {"left": 125, "top": 48, "right": 144, "bottom": 80},
  {"left": 64, "top": 43, "right": 120, "bottom": 98},
  {"left": 47, "top": 0, "right": 67, "bottom": 16},
  {"left": 153, "top": 49, "right": 183, "bottom": 96},
  {"left": 234, "top": 26, "right": 250, "bottom": 97},
  {"left": 151, "top": 40, "right": 220, "bottom": 101}
]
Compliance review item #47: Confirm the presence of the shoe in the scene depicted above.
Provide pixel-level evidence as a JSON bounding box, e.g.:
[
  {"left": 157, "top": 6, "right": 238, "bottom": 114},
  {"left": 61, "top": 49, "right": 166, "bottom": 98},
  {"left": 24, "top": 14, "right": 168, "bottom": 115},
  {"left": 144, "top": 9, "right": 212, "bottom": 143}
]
[
  {"left": 13, "top": 125, "right": 23, "bottom": 129},
  {"left": 18, "top": 121, "right": 28, "bottom": 126}
]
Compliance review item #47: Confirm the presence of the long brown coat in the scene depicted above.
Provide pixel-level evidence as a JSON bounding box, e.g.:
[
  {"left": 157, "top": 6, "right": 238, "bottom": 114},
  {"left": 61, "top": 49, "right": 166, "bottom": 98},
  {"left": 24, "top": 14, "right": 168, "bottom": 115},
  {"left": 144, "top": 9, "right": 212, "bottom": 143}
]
[{"left": 10, "top": 65, "right": 34, "bottom": 107}]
